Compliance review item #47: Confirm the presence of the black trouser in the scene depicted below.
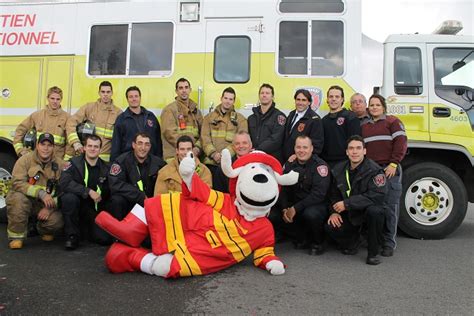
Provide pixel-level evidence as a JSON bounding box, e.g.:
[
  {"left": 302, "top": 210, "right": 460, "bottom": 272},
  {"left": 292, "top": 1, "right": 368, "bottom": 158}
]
[
  {"left": 60, "top": 193, "right": 112, "bottom": 245},
  {"left": 269, "top": 203, "right": 328, "bottom": 245},
  {"left": 325, "top": 206, "right": 384, "bottom": 257},
  {"left": 109, "top": 195, "right": 138, "bottom": 220}
]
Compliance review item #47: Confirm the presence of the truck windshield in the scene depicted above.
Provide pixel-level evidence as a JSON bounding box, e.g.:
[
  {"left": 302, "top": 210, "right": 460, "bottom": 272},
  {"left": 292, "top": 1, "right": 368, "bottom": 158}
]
[{"left": 434, "top": 48, "right": 474, "bottom": 109}]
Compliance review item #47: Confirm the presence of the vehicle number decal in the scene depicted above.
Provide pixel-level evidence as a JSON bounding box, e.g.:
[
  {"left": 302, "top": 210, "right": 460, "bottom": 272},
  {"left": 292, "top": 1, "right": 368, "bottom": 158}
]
[
  {"left": 387, "top": 104, "right": 406, "bottom": 115},
  {"left": 449, "top": 115, "right": 468, "bottom": 122}
]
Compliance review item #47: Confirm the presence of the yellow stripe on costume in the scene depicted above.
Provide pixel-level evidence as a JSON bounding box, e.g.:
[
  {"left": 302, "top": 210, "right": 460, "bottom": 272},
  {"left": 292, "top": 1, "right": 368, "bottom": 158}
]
[
  {"left": 253, "top": 247, "right": 275, "bottom": 267},
  {"left": 206, "top": 189, "right": 224, "bottom": 211},
  {"left": 160, "top": 193, "right": 185, "bottom": 252},
  {"left": 213, "top": 212, "right": 251, "bottom": 262},
  {"left": 174, "top": 240, "right": 202, "bottom": 277}
]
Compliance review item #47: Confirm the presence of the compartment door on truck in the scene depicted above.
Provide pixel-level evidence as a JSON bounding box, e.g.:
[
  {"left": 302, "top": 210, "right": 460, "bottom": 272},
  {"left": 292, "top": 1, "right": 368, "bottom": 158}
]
[{"left": 203, "top": 18, "right": 262, "bottom": 116}]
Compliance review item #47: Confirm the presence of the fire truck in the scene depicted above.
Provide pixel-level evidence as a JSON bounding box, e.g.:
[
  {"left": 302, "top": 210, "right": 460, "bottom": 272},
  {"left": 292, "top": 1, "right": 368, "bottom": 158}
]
[{"left": 0, "top": 0, "right": 472, "bottom": 238}]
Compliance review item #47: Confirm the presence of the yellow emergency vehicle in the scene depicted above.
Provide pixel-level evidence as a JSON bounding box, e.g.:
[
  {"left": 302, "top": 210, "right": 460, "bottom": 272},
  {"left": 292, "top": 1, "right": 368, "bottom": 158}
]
[{"left": 0, "top": 1, "right": 472, "bottom": 239}]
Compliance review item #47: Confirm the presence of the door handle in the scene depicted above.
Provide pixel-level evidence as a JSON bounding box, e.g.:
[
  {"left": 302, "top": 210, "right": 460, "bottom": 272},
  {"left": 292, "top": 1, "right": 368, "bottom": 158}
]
[{"left": 433, "top": 107, "right": 450, "bottom": 117}]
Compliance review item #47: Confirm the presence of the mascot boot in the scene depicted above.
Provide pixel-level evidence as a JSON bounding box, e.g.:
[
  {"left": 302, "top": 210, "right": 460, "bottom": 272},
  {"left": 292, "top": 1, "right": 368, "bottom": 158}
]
[
  {"left": 95, "top": 204, "right": 148, "bottom": 247},
  {"left": 106, "top": 242, "right": 173, "bottom": 277}
]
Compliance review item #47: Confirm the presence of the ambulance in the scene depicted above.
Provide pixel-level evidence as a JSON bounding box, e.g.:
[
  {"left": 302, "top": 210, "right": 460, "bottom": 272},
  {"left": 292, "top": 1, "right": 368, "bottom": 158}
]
[{"left": 0, "top": 0, "right": 472, "bottom": 239}]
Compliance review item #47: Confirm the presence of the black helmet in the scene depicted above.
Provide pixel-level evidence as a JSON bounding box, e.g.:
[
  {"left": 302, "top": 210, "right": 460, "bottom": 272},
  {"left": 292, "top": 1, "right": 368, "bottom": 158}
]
[
  {"left": 76, "top": 121, "right": 96, "bottom": 143},
  {"left": 23, "top": 128, "right": 37, "bottom": 149}
]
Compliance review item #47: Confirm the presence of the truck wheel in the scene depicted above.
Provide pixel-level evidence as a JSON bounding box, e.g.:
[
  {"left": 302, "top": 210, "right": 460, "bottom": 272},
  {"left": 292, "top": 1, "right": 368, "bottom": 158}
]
[
  {"left": 400, "top": 162, "right": 468, "bottom": 239},
  {"left": 0, "top": 152, "right": 16, "bottom": 223}
]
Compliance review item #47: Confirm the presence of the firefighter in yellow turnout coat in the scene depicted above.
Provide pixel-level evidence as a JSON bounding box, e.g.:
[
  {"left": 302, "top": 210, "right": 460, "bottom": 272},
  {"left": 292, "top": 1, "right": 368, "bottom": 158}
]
[
  {"left": 7, "top": 133, "right": 65, "bottom": 249},
  {"left": 201, "top": 87, "right": 248, "bottom": 166},
  {"left": 66, "top": 81, "right": 122, "bottom": 162},
  {"left": 161, "top": 78, "right": 203, "bottom": 161},
  {"left": 13, "top": 86, "right": 74, "bottom": 160}
]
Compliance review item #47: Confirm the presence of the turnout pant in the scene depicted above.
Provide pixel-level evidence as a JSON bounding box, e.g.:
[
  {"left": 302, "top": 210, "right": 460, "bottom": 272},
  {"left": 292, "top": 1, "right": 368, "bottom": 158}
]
[
  {"left": 6, "top": 191, "right": 63, "bottom": 240},
  {"left": 60, "top": 193, "right": 112, "bottom": 245},
  {"left": 325, "top": 206, "right": 384, "bottom": 257},
  {"left": 269, "top": 204, "right": 328, "bottom": 245}
]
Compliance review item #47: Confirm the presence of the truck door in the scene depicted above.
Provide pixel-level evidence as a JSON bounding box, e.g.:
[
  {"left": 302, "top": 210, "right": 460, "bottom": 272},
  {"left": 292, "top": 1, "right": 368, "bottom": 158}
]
[
  {"left": 203, "top": 19, "right": 262, "bottom": 116},
  {"left": 43, "top": 57, "right": 74, "bottom": 112},
  {"left": 385, "top": 43, "right": 430, "bottom": 141},
  {"left": 0, "top": 58, "right": 43, "bottom": 133},
  {"left": 426, "top": 44, "right": 474, "bottom": 151}
]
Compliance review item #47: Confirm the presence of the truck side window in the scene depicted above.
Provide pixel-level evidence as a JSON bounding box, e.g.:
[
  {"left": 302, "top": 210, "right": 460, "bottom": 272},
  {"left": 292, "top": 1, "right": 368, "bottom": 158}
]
[
  {"left": 434, "top": 48, "right": 473, "bottom": 110},
  {"left": 88, "top": 22, "right": 174, "bottom": 76},
  {"left": 394, "top": 47, "right": 422, "bottom": 95},
  {"left": 279, "top": 0, "right": 344, "bottom": 13},
  {"left": 214, "top": 36, "right": 251, "bottom": 83},
  {"left": 130, "top": 22, "right": 173, "bottom": 76},
  {"left": 278, "top": 20, "right": 344, "bottom": 76},
  {"left": 89, "top": 25, "right": 128, "bottom": 75}
]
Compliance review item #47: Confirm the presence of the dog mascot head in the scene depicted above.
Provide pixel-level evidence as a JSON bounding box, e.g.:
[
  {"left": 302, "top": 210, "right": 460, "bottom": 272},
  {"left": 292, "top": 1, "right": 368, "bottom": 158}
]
[{"left": 221, "top": 149, "right": 298, "bottom": 221}]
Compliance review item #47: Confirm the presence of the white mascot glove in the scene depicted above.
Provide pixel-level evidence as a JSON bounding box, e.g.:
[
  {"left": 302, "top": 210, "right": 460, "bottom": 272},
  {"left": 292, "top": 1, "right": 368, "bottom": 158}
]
[
  {"left": 179, "top": 152, "right": 195, "bottom": 190},
  {"left": 265, "top": 260, "right": 285, "bottom": 275}
]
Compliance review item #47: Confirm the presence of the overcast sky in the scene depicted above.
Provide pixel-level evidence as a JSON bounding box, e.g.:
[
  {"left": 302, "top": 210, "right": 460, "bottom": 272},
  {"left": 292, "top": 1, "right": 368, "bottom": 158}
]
[{"left": 362, "top": 0, "right": 474, "bottom": 42}]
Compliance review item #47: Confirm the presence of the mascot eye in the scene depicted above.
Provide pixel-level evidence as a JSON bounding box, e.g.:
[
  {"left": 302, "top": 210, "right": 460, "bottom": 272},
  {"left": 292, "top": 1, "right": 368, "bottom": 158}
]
[{"left": 251, "top": 166, "right": 255, "bottom": 169}]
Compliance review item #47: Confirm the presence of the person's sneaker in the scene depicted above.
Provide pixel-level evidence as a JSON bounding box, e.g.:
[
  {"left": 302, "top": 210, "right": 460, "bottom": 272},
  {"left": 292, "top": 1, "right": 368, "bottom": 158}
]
[
  {"left": 9, "top": 239, "right": 23, "bottom": 249},
  {"left": 341, "top": 247, "right": 358, "bottom": 255},
  {"left": 65, "top": 235, "right": 79, "bottom": 250},
  {"left": 41, "top": 234, "right": 54, "bottom": 242},
  {"left": 381, "top": 247, "right": 394, "bottom": 257}
]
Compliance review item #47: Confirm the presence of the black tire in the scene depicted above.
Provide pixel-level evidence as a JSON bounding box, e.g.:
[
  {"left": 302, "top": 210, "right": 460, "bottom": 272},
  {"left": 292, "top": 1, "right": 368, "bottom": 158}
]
[
  {"left": 0, "top": 152, "right": 17, "bottom": 223},
  {"left": 399, "top": 162, "right": 468, "bottom": 239}
]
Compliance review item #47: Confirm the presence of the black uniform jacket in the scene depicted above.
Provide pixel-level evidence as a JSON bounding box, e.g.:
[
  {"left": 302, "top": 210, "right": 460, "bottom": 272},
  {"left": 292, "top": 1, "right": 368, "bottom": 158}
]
[
  {"left": 59, "top": 154, "right": 110, "bottom": 200},
  {"left": 110, "top": 106, "right": 163, "bottom": 162},
  {"left": 321, "top": 108, "right": 361, "bottom": 163},
  {"left": 329, "top": 158, "right": 387, "bottom": 226},
  {"left": 279, "top": 155, "right": 331, "bottom": 213},
  {"left": 282, "top": 108, "right": 324, "bottom": 162},
  {"left": 109, "top": 151, "right": 165, "bottom": 204},
  {"left": 248, "top": 102, "right": 286, "bottom": 162}
]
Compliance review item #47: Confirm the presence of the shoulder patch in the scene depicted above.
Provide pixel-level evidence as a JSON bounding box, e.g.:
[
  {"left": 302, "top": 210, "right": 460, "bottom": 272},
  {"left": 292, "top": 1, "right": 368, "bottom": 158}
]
[
  {"left": 373, "top": 173, "right": 386, "bottom": 187},
  {"left": 110, "top": 163, "right": 122, "bottom": 176},
  {"left": 336, "top": 117, "right": 345, "bottom": 126},
  {"left": 147, "top": 119, "right": 154, "bottom": 127},
  {"left": 277, "top": 114, "right": 286, "bottom": 126},
  {"left": 63, "top": 161, "right": 72, "bottom": 171},
  {"left": 316, "top": 165, "right": 328, "bottom": 177}
]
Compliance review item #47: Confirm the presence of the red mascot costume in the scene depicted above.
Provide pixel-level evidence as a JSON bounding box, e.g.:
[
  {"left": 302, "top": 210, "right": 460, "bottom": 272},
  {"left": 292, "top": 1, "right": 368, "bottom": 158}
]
[{"left": 95, "top": 149, "right": 298, "bottom": 278}]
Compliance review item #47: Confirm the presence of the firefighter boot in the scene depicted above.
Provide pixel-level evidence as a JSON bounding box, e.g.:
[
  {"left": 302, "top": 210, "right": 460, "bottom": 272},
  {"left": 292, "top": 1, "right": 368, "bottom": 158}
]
[
  {"left": 105, "top": 242, "right": 150, "bottom": 273},
  {"left": 95, "top": 206, "right": 148, "bottom": 247}
]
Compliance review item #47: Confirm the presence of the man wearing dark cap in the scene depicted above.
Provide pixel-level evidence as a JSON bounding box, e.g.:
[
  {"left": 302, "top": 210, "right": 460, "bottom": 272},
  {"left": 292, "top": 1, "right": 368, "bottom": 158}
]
[{"left": 6, "top": 133, "right": 65, "bottom": 249}]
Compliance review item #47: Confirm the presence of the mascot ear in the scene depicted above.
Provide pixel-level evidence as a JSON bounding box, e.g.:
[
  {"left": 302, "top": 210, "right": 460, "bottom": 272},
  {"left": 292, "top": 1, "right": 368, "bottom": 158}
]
[
  {"left": 274, "top": 170, "right": 299, "bottom": 186},
  {"left": 221, "top": 149, "right": 242, "bottom": 178}
]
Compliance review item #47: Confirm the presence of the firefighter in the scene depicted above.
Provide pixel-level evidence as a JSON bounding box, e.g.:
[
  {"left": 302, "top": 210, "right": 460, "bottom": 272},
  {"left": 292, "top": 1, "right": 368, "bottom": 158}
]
[
  {"left": 321, "top": 85, "right": 361, "bottom": 168},
  {"left": 325, "top": 135, "right": 386, "bottom": 265},
  {"left": 282, "top": 89, "right": 324, "bottom": 163},
  {"left": 161, "top": 78, "right": 203, "bottom": 161},
  {"left": 110, "top": 86, "right": 163, "bottom": 162},
  {"left": 269, "top": 135, "right": 330, "bottom": 255},
  {"left": 66, "top": 81, "right": 122, "bottom": 162},
  {"left": 6, "top": 133, "right": 65, "bottom": 249},
  {"left": 154, "top": 135, "right": 212, "bottom": 195},
  {"left": 13, "top": 86, "right": 74, "bottom": 160},
  {"left": 59, "top": 135, "right": 113, "bottom": 250},
  {"left": 201, "top": 87, "right": 247, "bottom": 188},
  {"left": 108, "top": 133, "right": 165, "bottom": 220},
  {"left": 248, "top": 83, "right": 286, "bottom": 162}
]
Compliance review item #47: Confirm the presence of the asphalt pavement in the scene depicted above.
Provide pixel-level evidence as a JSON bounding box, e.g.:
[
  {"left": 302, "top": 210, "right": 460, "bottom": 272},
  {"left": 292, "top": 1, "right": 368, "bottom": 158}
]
[{"left": 1, "top": 205, "right": 473, "bottom": 315}]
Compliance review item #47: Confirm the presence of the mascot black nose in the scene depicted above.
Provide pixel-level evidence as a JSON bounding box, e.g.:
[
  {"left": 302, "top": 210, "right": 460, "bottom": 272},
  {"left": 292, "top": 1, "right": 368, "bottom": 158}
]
[{"left": 253, "top": 174, "right": 268, "bottom": 183}]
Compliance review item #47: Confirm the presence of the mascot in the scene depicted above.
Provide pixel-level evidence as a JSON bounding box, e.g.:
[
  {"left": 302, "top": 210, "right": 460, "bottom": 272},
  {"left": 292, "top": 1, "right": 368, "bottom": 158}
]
[{"left": 95, "top": 149, "right": 298, "bottom": 278}]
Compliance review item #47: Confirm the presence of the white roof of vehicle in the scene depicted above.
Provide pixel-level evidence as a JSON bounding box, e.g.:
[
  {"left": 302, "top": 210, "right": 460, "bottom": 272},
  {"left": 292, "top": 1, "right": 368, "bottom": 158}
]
[{"left": 385, "top": 34, "right": 474, "bottom": 44}]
